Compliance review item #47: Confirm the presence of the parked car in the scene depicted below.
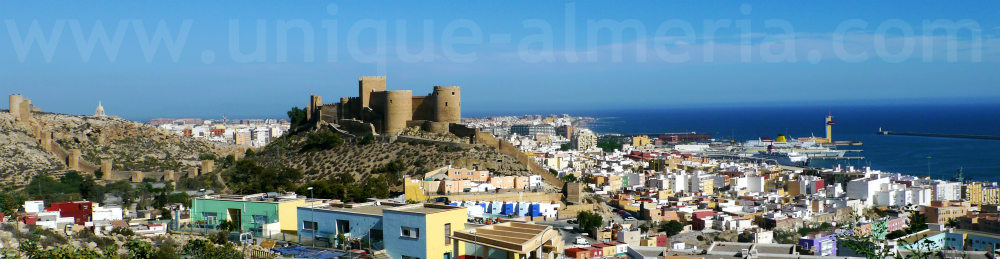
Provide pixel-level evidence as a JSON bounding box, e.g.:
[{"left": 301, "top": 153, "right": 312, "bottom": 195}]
[
  {"left": 575, "top": 237, "right": 589, "bottom": 245},
  {"left": 567, "top": 219, "right": 578, "bottom": 224},
  {"left": 625, "top": 217, "right": 637, "bottom": 221}
]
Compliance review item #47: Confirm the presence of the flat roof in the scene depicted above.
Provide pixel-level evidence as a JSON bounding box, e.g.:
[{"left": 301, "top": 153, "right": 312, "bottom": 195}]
[
  {"left": 385, "top": 203, "right": 465, "bottom": 214},
  {"left": 709, "top": 242, "right": 752, "bottom": 253},
  {"left": 753, "top": 244, "right": 794, "bottom": 255},
  {"left": 899, "top": 230, "right": 943, "bottom": 244},
  {"left": 305, "top": 203, "right": 401, "bottom": 217}
]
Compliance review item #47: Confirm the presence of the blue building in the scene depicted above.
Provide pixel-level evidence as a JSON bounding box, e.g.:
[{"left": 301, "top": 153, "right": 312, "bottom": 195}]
[
  {"left": 297, "top": 202, "right": 392, "bottom": 249},
  {"left": 798, "top": 232, "right": 838, "bottom": 256}
]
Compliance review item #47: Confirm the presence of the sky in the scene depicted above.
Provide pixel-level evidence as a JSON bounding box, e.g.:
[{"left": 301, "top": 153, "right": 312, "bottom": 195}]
[{"left": 2, "top": 0, "right": 999, "bottom": 120}]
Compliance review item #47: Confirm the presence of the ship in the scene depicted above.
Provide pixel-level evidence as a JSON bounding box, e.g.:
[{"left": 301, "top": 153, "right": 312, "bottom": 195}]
[
  {"left": 749, "top": 145, "right": 810, "bottom": 166},
  {"left": 741, "top": 135, "right": 847, "bottom": 158}
]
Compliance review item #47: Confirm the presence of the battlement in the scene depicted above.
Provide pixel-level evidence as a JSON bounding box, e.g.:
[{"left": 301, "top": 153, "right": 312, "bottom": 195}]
[{"left": 308, "top": 77, "right": 462, "bottom": 135}]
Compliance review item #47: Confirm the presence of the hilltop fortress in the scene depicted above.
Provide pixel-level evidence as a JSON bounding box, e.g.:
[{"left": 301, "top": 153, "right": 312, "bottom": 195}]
[
  {"left": 308, "top": 76, "right": 461, "bottom": 134},
  {"left": 305, "top": 77, "right": 563, "bottom": 186}
]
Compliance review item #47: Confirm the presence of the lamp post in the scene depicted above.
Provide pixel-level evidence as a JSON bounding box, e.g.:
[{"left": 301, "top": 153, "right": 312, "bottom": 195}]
[{"left": 308, "top": 186, "right": 315, "bottom": 247}]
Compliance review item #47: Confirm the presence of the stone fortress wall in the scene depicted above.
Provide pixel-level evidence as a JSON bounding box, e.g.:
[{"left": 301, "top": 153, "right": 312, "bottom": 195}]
[
  {"left": 308, "top": 76, "right": 461, "bottom": 134},
  {"left": 8, "top": 94, "right": 216, "bottom": 184},
  {"left": 304, "top": 77, "right": 564, "bottom": 186}
]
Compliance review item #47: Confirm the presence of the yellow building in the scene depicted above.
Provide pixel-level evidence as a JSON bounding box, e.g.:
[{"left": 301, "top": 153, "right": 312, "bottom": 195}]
[
  {"left": 632, "top": 135, "right": 651, "bottom": 147},
  {"left": 965, "top": 183, "right": 984, "bottom": 205},
  {"left": 984, "top": 187, "right": 1000, "bottom": 205},
  {"left": 404, "top": 178, "right": 429, "bottom": 202},
  {"left": 700, "top": 178, "right": 714, "bottom": 195}
]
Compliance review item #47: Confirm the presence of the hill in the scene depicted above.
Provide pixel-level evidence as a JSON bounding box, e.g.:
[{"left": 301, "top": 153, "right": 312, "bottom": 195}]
[
  {"left": 250, "top": 125, "right": 533, "bottom": 181},
  {"left": 0, "top": 111, "right": 236, "bottom": 187},
  {"left": 237, "top": 124, "right": 535, "bottom": 194}
]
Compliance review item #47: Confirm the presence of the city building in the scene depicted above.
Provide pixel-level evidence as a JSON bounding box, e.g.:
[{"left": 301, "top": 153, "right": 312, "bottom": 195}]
[{"left": 192, "top": 193, "right": 319, "bottom": 237}]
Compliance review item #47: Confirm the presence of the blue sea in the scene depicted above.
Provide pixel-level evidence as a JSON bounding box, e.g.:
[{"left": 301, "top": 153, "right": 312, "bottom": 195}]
[{"left": 480, "top": 104, "right": 1000, "bottom": 182}]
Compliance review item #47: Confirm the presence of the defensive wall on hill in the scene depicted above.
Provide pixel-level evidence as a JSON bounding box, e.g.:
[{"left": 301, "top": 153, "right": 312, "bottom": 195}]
[{"left": 9, "top": 94, "right": 218, "bottom": 184}]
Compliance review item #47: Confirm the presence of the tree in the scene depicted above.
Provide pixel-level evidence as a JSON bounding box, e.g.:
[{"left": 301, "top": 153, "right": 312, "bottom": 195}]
[
  {"left": 659, "top": 220, "right": 686, "bottom": 236},
  {"left": 125, "top": 239, "right": 155, "bottom": 259},
  {"left": 287, "top": 106, "right": 308, "bottom": 130},
  {"left": 838, "top": 234, "right": 896, "bottom": 259},
  {"left": 0, "top": 191, "right": 26, "bottom": 214},
  {"left": 560, "top": 174, "right": 578, "bottom": 183},
  {"left": 111, "top": 227, "right": 135, "bottom": 237},
  {"left": 577, "top": 211, "right": 603, "bottom": 237},
  {"left": 302, "top": 129, "right": 343, "bottom": 152},
  {"left": 908, "top": 211, "right": 928, "bottom": 233},
  {"left": 560, "top": 144, "right": 571, "bottom": 151}
]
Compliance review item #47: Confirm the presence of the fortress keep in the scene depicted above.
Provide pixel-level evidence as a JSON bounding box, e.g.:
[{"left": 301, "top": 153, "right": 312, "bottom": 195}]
[{"left": 308, "top": 76, "right": 462, "bottom": 134}]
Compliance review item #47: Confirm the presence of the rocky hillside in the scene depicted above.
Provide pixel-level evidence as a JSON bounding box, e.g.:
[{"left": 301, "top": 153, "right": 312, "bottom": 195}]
[
  {"left": 249, "top": 125, "right": 533, "bottom": 183},
  {"left": 0, "top": 111, "right": 237, "bottom": 185},
  {"left": 0, "top": 113, "right": 64, "bottom": 179}
]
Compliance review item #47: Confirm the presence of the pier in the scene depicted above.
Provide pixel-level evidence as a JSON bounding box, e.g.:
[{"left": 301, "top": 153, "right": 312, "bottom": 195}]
[{"left": 877, "top": 130, "right": 1000, "bottom": 141}]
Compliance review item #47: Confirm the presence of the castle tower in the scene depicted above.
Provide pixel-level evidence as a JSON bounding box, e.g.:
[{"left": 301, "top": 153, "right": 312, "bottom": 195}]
[
  {"left": 18, "top": 98, "right": 31, "bottom": 122},
  {"left": 201, "top": 160, "right": 215, "bottom": 174},
  {"left": 382, "top": 90, "right": 413, "bottom": 134},
  {"left": 433, "top": 86, "right": 461, "bottom": 124},
  {"left": 94, "top": 101, "right": 106, "bottom": 117},
  {"left": 9, "top": 94, "right": 23, "bottom": 120},
  {"left": 68, "top": 149, "right": 82, "bottom": 170},
  {"left": 39, "top": 132, "right": 52, "bottom": 152},
  {"left": 307, "top": 94, "right": 322, "bottom": 121},
  {"left": 101, "top": 159, "right": 113, "bottom": 174},
  {"left": 359, "top": 76, "right": 386, "bottom": 108}
]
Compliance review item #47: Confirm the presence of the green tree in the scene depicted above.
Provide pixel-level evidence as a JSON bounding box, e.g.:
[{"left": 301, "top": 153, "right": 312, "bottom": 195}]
[
  {"left": 560, "top": 174, "right": 578, "bottom": 183},
  {"left": 577, "top": 211, "right": 604, "bottom": 237},
  {"left": 287, "top": 106, "right": 308, "bottom": 130},
  {"left": 0, "top": 191, "right": 26, "bottom": 214},
  {"left": 908, "top": 211, "right": 928, "bottom": 233},
  {"left": 659, "top": 220, "right": 686, "bottom": 236},
  {"left": 125, "top": 239, "right": 155, "bottom": 259},
  {"left": 302, "top": 129, "right": 344, "bottom": 152}
]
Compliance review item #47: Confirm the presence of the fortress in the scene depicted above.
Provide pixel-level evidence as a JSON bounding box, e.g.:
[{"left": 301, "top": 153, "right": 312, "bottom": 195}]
[{"left": 308, "top": 76, "right": 461, "bottom": 134}]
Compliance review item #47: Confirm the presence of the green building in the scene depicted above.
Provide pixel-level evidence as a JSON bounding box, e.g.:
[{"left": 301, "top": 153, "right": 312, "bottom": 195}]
[{"left": 192, "top": 193, "right": 320, "bottom": 237}]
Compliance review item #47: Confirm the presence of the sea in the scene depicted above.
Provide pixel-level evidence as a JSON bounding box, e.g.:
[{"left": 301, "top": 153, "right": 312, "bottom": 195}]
[{"left": 481, "top": 104, "right": 1000, "bottom": 182}]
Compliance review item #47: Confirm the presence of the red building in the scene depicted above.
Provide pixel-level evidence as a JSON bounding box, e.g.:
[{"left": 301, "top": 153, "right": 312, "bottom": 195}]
[
  {"left": 45, "top": 201, "right": 93, "bottom": 225},
  {"left": 585, "top": 247, "right": 603, "bottom": 258},
  {"left": 691, "top": 210, "right": 716, "bottom": 230},
  {"left": 650, "top": 234, "right": 669, "bottom": 247},
  {"left": 564, "top": 248, "right": 589, "bottom": 259}
]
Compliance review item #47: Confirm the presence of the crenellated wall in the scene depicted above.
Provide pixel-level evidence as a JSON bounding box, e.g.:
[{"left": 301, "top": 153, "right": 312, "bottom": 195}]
[{"left": 311, "top": 77, "right": 462, "bottom": 135}]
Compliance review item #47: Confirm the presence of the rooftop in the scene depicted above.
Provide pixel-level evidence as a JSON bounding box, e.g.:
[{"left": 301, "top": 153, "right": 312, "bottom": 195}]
[
  {"left": 386, "top": 203, "right": 466, "bottom": 214},
  {"left": 305, "top": 201, "right": 407, "bottom": 216},
  {"left": 195, "top": 193, "right": 308, "bottom": 203}
]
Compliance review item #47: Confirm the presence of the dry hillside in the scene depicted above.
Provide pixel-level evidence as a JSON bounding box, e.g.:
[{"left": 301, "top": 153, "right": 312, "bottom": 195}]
[
  {"left": 249, "top": 125, "right": 534, "bottom": 183},
  {"left": 0, "top": 111, "right": 236, "bottom": 186}
]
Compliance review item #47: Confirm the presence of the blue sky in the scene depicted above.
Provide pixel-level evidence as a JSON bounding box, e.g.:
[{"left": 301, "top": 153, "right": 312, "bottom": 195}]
[{"left": 2, "top": 1, "right": 998, "bottom": 120}]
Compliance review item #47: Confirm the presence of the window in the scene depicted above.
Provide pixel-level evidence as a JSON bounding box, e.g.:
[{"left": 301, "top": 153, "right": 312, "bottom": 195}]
[
  {"left": 451, "top": 91, "right": 455, "bottom": 95},
  {"left": 303, "top": 221, "right": 318, "bottom": 230},
  {"left": 337, "top": 220, "right": 351, "bottom": 234},
  {"left": 444, "top": 223, "right": 452, "bottom": 245},
  {"left": 203, "top": 212, "right": 217, "bottom": 221},
  {"left": 401, "top": 226, "right": 420, "bottom": 239},
  {"left": 445, "top": 102, "right": 448, "bottom": 107},
  {"left": 252, "top": 215, "right": 268, "bottom": 224},
  {"left": 402, "top": 256, "right": 420, "bottom": 259}
]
